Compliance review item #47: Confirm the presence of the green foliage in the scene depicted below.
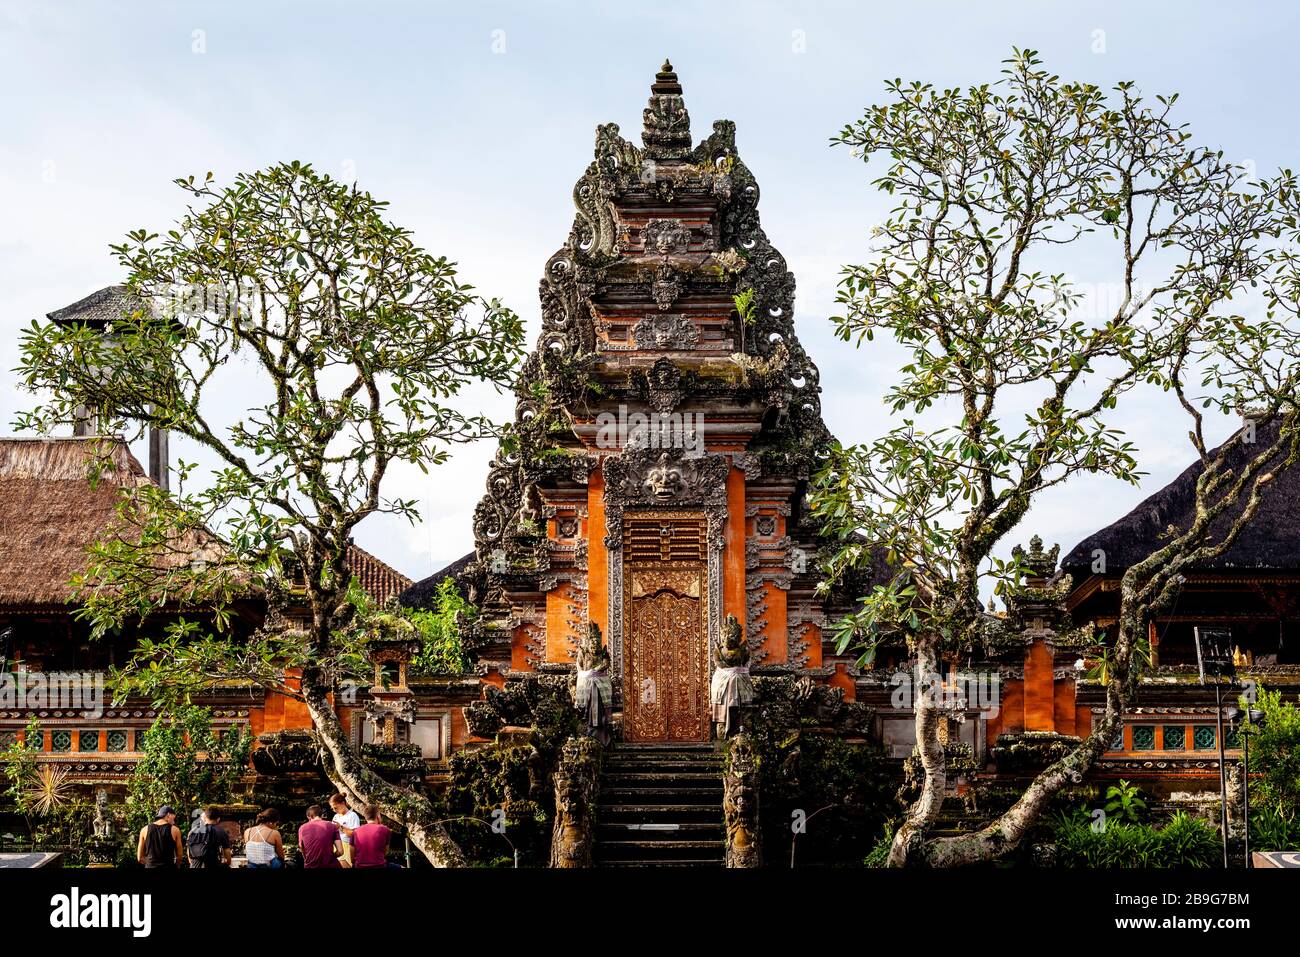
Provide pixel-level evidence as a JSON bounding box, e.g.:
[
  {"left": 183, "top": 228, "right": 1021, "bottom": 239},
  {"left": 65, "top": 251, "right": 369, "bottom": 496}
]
[
  {"left": 733, "top": 289, "right": 758, "bottom": 326},
  {"left": 409, "top": 578, "right": 475, "bottom": 676},
  {"left": 440, "top": 678, "right": 579, "bottom": 866},
  {"left": 1248, "top": 801, "right": 1300, "bottom": 851},
  {"left": 342, "top": 575, "right": 473, "bottom": 677},
  {"left": 864, "top": 821, "right": 896, "bottom": 868},
  {"left": 1, "top": 722, "right": 102, "bottom": 858},
  {"left": 1053, "top": 811, "right": 1219, "bottom": 868},
  {"left": 1240, "top": 687, "right": 1300, "bottom": 850},
  {"left": 1245, "top": 687, "right": 1300, "bottom": 813},
  {"left": 15, "top": 159, "right": 524, "bottom": 702},
  {"left": 126, "top": 704, "right": 251, "bottom": 830},
  {"left": 443, "top": 743, "right": 548, "bottom": 866},
  {"left": 815, "top": 46, "right": 1300, "bottom": 671},
  {"left": 812, "top": 47, "right": 1300, "bottom": 864},
  {"left": 0, "top": 718, "right": 44, "bottom": 817},
  {"left": 1103, "top": 779, "right": 1147, "bottom": 824},
  {"left": 756, "top": 732, "right": 897, "bottom": 867}
]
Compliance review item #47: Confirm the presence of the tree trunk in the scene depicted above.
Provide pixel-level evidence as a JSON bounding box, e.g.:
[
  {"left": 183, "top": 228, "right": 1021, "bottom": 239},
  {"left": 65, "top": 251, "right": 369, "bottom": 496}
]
[
  {"left": 900, "top": 618, "right": 1138, "bottom": 867},
  {"left": 917, "top": 708, "right": 1119, "bottom": 866},
  {"left": 300, "top": 674, "right": 466, "bottom": 867},
  {"left": 888, "top": 641, "right": 947, "bottom": 866}
]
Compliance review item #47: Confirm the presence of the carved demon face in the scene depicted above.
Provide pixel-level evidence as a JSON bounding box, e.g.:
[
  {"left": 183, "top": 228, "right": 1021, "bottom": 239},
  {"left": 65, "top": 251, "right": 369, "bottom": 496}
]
[
  {"left": 643, "top": 452, "right": 684, "bottom": 501},
  {"left": 647, "top": 316, "right": 678, "bottom": 347},
  {"left": 555, "top": 779, "right": 580, "bottom": 823}
]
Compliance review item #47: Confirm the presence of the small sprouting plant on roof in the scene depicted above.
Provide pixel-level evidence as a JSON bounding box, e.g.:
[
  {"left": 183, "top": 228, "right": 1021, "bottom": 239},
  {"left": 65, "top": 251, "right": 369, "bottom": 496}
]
[{"left": 733, "top": 289, "right": 760, "bottom": 328}]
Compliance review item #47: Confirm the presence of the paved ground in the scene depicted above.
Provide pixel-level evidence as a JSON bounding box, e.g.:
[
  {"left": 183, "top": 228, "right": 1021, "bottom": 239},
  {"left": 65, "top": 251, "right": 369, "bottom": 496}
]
[{"left": 0, "top": 852, "right": 62, "bottom": 868}]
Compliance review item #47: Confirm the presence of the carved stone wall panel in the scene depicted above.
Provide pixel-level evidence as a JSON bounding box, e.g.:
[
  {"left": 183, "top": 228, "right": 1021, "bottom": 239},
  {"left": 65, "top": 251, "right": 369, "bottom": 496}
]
[
  {"left": 545, "top": 579, "right": 589, "bottom": 665},
  {"left": 510, "top": 605, "right": 547, "bottom": 672},
  {"left": 632, "top": 313, "right": 700, "bottom": 350}
]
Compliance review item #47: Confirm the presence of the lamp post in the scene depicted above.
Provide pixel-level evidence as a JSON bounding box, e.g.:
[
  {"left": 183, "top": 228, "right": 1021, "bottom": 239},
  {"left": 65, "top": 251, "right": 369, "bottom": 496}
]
[
  {"left": 1195, "top": 627, "right": 1235, "bottom": 868},
  {"left": 1228, "top": 706, "right": 1266, "bottom": 868}
]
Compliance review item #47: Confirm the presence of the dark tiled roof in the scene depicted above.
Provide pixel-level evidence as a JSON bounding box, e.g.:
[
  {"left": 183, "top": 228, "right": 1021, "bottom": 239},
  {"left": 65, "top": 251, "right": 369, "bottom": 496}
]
[
  {"left": 399, "top": 551, "right": 476, "bottom": 608},
  {"left": 46, "top": 285, "right": 147, "bottom": 326}
]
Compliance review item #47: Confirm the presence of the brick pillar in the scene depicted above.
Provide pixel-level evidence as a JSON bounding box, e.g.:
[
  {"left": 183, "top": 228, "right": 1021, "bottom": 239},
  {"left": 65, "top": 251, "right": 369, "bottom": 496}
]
[
  {"left": 1023, "top": 637, "right": 1056, "bottom": 732},
  {"left": 1005, "top": 535, "right": 1075, "bottom": 736}
]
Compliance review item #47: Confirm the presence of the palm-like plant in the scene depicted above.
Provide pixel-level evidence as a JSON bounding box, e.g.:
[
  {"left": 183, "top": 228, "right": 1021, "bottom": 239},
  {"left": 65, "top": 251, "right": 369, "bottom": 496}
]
[{"left": 24, "top": 765, "right": 73, "bottom": 817}]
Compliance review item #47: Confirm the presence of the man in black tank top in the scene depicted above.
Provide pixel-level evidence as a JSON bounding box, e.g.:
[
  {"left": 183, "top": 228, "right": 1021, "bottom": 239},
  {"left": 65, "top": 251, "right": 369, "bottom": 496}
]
[{"left": 137, "top": 805, "right": 183, "bottom": 868}]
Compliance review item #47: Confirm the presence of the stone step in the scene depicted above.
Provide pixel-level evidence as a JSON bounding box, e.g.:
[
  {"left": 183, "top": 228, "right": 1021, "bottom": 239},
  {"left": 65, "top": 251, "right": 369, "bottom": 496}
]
[
  {"left": 595, "top": 742, "right": 726, "bottom": 868},
  {"left": 612, "top": 742, "right": 719, "bottom": 751},
  {"left": 597, "top": 821, "right": 724, "bottom": 839},
  {"left": 597, "top": 838, "right": 725, "bottom": 862},
  {"left": 604, "top": 752, "right": 723, "bottom": 764},
  {"left": 597, "top": 803, "right": 722, "bottom": 823},
  {"left": 603, "top": 764, "right": 722, "bottom": 778},
  {"left": 602, "top": 770, "right": 722, "bottom": 784},
  {"left": 599, "top": 786, "right": 723, "bottom": 803},
  {"left": 600, "top": 859, "right": 725, "bottom": 868}
]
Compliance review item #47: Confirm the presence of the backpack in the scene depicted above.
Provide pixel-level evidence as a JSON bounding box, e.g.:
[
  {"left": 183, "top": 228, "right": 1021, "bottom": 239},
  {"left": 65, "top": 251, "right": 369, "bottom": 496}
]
[{"left": 187, "top": 822, "right": 214, "bottom": 864}]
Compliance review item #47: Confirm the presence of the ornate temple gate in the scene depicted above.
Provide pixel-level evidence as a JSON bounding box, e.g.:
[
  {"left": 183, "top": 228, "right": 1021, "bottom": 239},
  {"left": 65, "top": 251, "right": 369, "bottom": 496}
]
[{"left": 621, "top": 512, "right": 711, "bottom": 742}]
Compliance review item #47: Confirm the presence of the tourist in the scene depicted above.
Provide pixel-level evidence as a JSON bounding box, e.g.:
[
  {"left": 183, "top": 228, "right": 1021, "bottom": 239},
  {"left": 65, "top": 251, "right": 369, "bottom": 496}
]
[
  {"left": 186, "top": 805, "right": 232, "bottom": 868},
  {"left": 297, "top": 804, "right": 342, "bottom": 869},
  {"left": 329, "top": 793, "right": 361, "bottom": 867},
  {"left": 243, "top": 808, "right": 285, "bottom": 869},
  {"left": 351, "top": 805, "right": 394, "bottom": 868},
  {"left": 137, "top": 805, "right": 183, "bottom": 869}
]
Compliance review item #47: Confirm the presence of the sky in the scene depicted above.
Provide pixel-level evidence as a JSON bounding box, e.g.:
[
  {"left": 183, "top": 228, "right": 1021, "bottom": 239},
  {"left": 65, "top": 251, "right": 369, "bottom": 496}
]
[{"left": 2, "top": 0, "right": 1298, "bottom": 583}]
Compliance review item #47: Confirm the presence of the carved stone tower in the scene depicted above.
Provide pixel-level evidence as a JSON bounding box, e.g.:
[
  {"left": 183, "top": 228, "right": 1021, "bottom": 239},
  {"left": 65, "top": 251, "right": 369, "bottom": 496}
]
[{"left": 468, "top": 63, "right": 848, "bottom": 741}]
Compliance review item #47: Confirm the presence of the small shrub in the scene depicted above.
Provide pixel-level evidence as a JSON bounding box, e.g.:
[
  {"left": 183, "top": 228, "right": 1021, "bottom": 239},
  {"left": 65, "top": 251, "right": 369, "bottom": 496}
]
[{"left": 1053, "top": 810, "right": 1218, "bottom": 868}]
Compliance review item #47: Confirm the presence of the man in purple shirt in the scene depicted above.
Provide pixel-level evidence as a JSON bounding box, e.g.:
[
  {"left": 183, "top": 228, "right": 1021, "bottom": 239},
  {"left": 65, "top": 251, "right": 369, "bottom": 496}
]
[
  {"left": 352, "top": 805, "right": 393, "bottom": 868},
  {"left": 297, "top": 805, "right": 342, "bottom": 868}
]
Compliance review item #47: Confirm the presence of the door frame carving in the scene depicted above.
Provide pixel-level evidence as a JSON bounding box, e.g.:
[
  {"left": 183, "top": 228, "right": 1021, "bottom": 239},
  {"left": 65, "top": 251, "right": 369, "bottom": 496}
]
[{"left": 601, "top": 447, "right": 729, "bottom": 708}]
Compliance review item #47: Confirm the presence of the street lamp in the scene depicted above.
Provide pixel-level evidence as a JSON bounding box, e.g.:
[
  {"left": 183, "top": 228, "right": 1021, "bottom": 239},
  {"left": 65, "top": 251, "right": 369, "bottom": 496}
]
[
  {"left": 1226, "top": 705, "right": 1266, "bottom": 868},
  {"left": 1194, "top": 626, "right": 1235, "bottom": 868}
]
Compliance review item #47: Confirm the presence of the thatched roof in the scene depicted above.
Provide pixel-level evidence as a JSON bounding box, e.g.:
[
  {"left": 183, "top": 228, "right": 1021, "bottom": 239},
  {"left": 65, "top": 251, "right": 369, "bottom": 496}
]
[
  {"left": 1062, "top": 419, "right": 1300, "bottom": 576},
  {"left": 399, "top": 551, "right": 477, "bottom": 609},
  {"left": 0, "top": 436, "right": 412, "bottom": 609},
  {"left": 347, "top": 544, "right": 412, "bottom": 604},
  {"left": 0, "top": 436, "right": 157, "bottom": 606}
]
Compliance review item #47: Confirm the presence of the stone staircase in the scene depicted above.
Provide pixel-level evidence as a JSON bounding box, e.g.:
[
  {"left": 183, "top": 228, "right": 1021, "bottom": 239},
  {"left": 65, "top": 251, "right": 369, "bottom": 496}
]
[
  {"left": 595, "top": 742, "right": 725, "bottom": 867},
  {"left": 927, "top": 797, "right": 990, "bottom": 839}
]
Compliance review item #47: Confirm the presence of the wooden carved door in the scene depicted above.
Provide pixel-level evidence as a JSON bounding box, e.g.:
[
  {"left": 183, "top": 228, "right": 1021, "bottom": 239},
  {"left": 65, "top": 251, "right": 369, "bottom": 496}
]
[{"left": 622, "top": 513, "right": 710, "bottom": 742}]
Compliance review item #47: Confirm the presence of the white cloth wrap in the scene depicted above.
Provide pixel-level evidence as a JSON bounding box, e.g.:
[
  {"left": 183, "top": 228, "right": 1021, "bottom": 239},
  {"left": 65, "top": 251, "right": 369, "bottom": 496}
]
[
  {"left": 710, "top": 664, "right": 754, "bottom": 734},
  {"left": 575, "top": 667, "right": 612, "bottom": 729}
]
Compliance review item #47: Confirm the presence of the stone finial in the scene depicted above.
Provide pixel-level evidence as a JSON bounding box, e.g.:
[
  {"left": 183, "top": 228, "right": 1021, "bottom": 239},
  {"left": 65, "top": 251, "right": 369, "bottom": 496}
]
[
  {"left": 1005, "top": 534, "right": 1071, "bottom": 637},
  {"left": 643, "top": 59, "right": 691, "bottom": 160},
  {"left": 1012, "top": 534, "right": 1061, "bottom": 586}
]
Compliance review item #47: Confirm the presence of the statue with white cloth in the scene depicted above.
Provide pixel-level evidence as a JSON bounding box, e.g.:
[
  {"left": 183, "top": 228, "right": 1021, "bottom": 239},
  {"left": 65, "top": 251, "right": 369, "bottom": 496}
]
[
  {"left": 711, "top": 614, "right": 754, "bottom": 738},
  {"left": 573, "top": 622, "right": 612, "bottom": 745}
]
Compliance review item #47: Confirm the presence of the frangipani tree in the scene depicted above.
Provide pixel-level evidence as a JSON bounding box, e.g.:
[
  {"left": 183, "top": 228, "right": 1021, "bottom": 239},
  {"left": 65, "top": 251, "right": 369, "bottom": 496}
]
[
  {"left": 16, "top": 162, "right": 526, "bottom": 865},
  {"left": 814, "top": 50, "right": 1300, "bottom": 866}
]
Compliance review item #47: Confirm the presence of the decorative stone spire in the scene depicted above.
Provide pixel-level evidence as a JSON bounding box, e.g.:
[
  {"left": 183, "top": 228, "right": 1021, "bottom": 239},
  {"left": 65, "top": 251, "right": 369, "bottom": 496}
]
[
  {"left": 642, "top": 59, "right": 692, "bottom": 160},
  {"left": 1006, "top": 534, "right": 1071, "bottom": 635},
  {"left": 1013, "top": 534, "right": 1062, "bottom": 587}
]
